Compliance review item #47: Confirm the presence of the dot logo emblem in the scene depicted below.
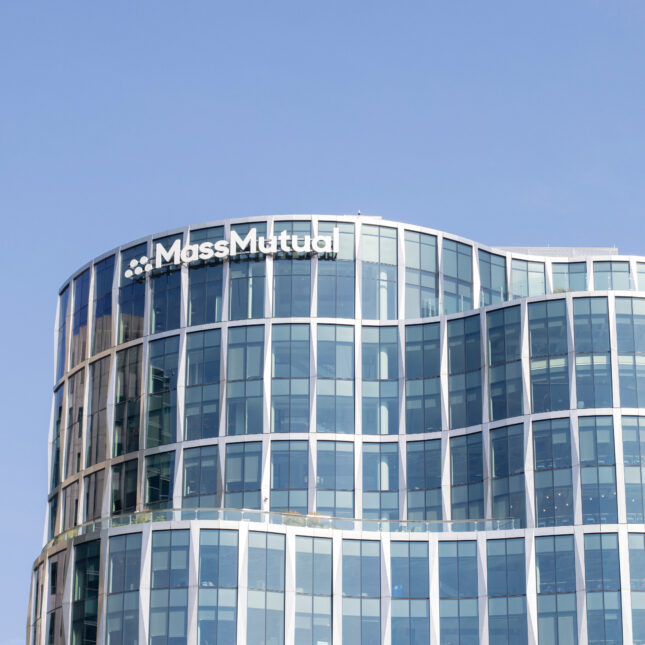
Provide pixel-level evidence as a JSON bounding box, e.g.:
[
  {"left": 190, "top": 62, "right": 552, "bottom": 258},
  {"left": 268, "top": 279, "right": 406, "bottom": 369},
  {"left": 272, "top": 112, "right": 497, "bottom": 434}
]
[{"left": 124, "top": 256, "right": 153, "bottom": 279}]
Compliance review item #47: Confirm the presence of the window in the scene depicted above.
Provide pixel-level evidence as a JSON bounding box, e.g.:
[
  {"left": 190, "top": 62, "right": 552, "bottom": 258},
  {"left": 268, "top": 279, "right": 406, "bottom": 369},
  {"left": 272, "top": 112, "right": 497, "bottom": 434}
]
[
  {"left": 317, "top": 325, "right": 354, "bottom": 433},
  {"left": 226, "top": 326, "right": 264, "bottom": 436},
  {"left": 270, "top": 441, "right": 308, "bottom": 514},
  {"left": 342, "top": 540, "right": 380, "bottom": 644},
  {"left": 71, "top": 269, "right": 90, "bottom": 368},
  {"left": 584, "top": 533, "right": 622, "bottom": 645},
  {"left": 405, "top": 230, "right": 438, "bottom": 317},
  {"left": 247, "top": 532, "right": 285, "bottom": 645},
  {"left": 363, "top": 442, "right": 398, "bottom": 520},
  {"left": 533, "top": 419, "right": 573, "bottom": 527},
  {"left": 84, "top": 469, "right": 104, "bottom": 522},
  {"left": 574, "top": 298, "right": 612, "bottom": 408},
  {"left": 535, "top": 535, "right": 577, "bottom": 645},
  {"left": 479, "top": 250, "right": 507, "bottom": 306},
  {"left": 638, "top": 262, "right": 645, "bottom": 291},
  {"left": 149, "top": 530, "right": 189, "bottom": 645},
  {"left": 56, "top": 286, "right": 70, "bottom": 382},
  {"left": 405, "top": 323, "right": 441, "bottom": 433},
  {"left": 150, "top": 233, "right": 182, "bottom": 334},
  {"left": 317, "top": 221, "right": 355, "bottom": 318},
  {"left": 511, "top": 259, "right": 545, "bottom": 298},
  {"left": 391, "top": 542, "right": 430, "bottom": 644},
  {"left": 225, "top": 442, "right": 262, "bottom": 509},
  {"left": 594, "top": 261, "right": 631, "bottom": 291},
  {"left": 71, "top": 540, "right": 100, "bottom": 645},
  {"left": 48, "top": 496, "right": 58, "bottom": 541},
  {"left": 62, "top": 481, "right": 79, "bottom": 530},
  {"left": 362, "top": 326, "right": 399, "bottom": 435},
  {"left": 111, "top": 459, "right": 138, "bottom": 515},
  {"left": 147, "top": 336, "right": 179, "bottom": 448},
  {"left": 487, "top": 306, "right": 523, "bottom": 421},
  {"left": 92, "top": 256, "right": 114, "bottom": 355},
  {"left": 629, "top": 534, "right": 645, "bottom": 645},
  {"left": 229, "top": 222, "right": 266, "bottom": 320},
  {"left": 529, "top": 300, "right": 569, "bottom": 413},
  {"left": 316, "top": 441, "right": 354, "bottom": 518},
  {"left": 448, "top": 316, "right": 482, "bottom": 429},
  {"left": 185, "top": 330, "right": 221, "bottom": 440},
  {"left": 451, "top": 433, "right": 484, "bottom": 520},
  {"left": 65, "top": 369, "right": 85, "bottom": 478},
  {"left": 106, "top": 533, "right": 141, "bottom": 645},
  {"left": 361, "top": 225, "right": 397, "bottom": 320},
  {"left": 623, "top": 417, "right": 645, "bottom": 522},
  {"left": 553, "top": 262, "right": 587, "bottom": 293},
  {"left": 616, "top": 298, "right": 645, "bottom": 407},
  {"left": 198, "top": 530, "right": 238, "bottom": 645},
  {"left": 406, "top": 440, "right": 442, "bottom": 521},
  {"left": 118, "top": 244, "right": 146, "bottom": 344},
  {"left": 442, "top": 239, "right": 473, "bottom": 314},
  {"left": 145, "top": 452, "right": 174, "bottom": 510},
  {"left": 579, "top": 416, "right": 617, "bottom": 524},
  {"left": 87, "top": 356, "right": 110, "bottom": 467},
  {"left": 183, "top": 445, "right": 218, "bottom": 508},
  {"left": 271, "top": 324, "right": 310, "bottom": 433},
  {"left": 295, "top": 537, "right": 332, "bottom": 645},
  {"left": 46, "top": 551, "right": 67, "bottom": 645},
  {"left": 51, "top": 387, "right": 63, "bottom": 491},
  {"left": 439, "top": 541, "right": 478, "bottom": 644},
  {"left": 114, "top": 345, "right": 142, "bottom": 456},
  {"left": 188, "top": 227, "right": 224, "bottom": 326},
  {"left": 487, "top": 539, "right": 527, "bottom": 645},
  {"left": 491, "top": 424, "right": 525, "bottom": 527},
  {"left": 273, "top": 220, "right": 312, "bottom": 317}
]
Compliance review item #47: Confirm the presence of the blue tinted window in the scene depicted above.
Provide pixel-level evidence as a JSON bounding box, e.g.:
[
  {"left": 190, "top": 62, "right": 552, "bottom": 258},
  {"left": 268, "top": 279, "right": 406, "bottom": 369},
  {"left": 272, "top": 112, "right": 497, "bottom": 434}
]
[
  {"left": 119, "top": 244, "right": 146, "bottom": 344},
  {"left": 229, "top": 222, "right": 267, "bottom": 320},
  {"left": 316, "top": 441, "right": 354, "bottom": 518},
  {"left": 150, "top": 234, "right": 182, "bottom": 334},
  {"left": 405, "top": 230, "right": 438, "bottom": 316},
  {"left": 491, "top": 424, "right": 525, "bottom": 527},
  {"left": 92, "top": 255, "right": 114, "bottom": 355},
  {"left": 270, "top": 441, "right": 308, "bottom": 514},
  {"left": 407, "top": 440, "right": 442, "bottom": 521},
  {"left": 479, "top": 250, "right": 507, "bottom": 305},
  {"left": 362, "top": 443, "right": 398, "bottom": 520},
  {"left": 146, "top": 336, "right": 179, "bottom": 447},
  {"left": 225, "top": 442, "right": 262, "bottom": 509},
  {"left": 317, "top": 221, "right": 355, "bottom": 318},
  {"left": 443, "top": 239, "right": 473, "bottom": 314},
  {"left": 273, "top": 220, "right": 312, "bottom": 317},
  {"left": 361, "top": 225, "right": 397, "bottom": 320},
  {"left": 448, "top": 316, "right": 482, "bottom": 428},
  {"left": 188, "top": 226, "right": 224, "bottom": 326},
  {"left": 451, "top": 433, "right": 483, "bottom": 520}
]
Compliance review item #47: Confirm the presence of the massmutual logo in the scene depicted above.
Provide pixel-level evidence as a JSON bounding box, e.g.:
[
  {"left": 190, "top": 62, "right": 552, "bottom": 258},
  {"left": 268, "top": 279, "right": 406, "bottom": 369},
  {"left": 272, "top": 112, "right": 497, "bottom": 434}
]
[{"left": 124, "top": 227, "right": 339, "bottom": 279}]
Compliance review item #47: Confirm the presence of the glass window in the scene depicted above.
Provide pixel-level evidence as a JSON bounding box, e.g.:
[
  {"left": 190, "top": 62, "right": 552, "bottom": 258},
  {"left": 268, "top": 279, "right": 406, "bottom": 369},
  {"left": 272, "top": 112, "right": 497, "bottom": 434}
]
[
  {"left": 511, "top": 259, "right": 545, "bottom": 299},
  {"left": 71, "top": 540, "right": 100, "bottom": 645},
  {"left": 451, "top": 433, "right": 484, "bottom": 520},
  {"left": 488, "top": 306, "right": 523, "bottom": 421},
  {"left": 48, "top": 495, "right": 58, "bottom": 541},
  {"left": 106, "top": 533, "right": 141, "bottom": 645},
  {"left": 295, "top": 536, "right": 332, "bottom": 645},
  {"left": 342, "top": 540, "right": 380, "bottom": 644},
  {"left": 638, "top": 263, "right": 645, "bottom": 291},
  {"left": 584, "top": 533, "right": 622, "bottom": 645},
  {"left": 198, "top": 530, "right": 238, "bottom": 645},
  {"left": 405, "top": 230, "right": 438, "bottom": 317},
  {"left": 56, "top": 286, "right": 70, "bottom": 382},
  {"left": 183, "top": 445, "right": 218, "bottom": 509},
  {"left": 62, "top": 481, "right": 79, "bottom": 530},
  {"left": 65, "top": 368, "right": 85, "bottom": 478},
  {"left": 479, "top": 250, "right": 507, "bottom": 306},
  {"left": 616, "top": 298, "right": 645, "bottom": 407},
  {"left": 271, "top": 324, "right": 310, "bottom": 433},
  {"left": 391, "top": 542, "right": 430, "bottom": 644},
  {"left": 86, "top": 356, "right": 110, "bottom": 467},
  {"left": 84, "top": 469, "right": 104, "bottom": 522},
  {"left": 229, "top": 222, "right": 267, "bottom": 320},
  {"left": 529, "top": 300, "right": 569, "bottom": 413},
  {"left": 629, "top": 534, "right": 645, "bottom": 645},
  {"left": 51, "top": 387, "right": 64, "bottom": 491},
  {"left": 361, "top": 225, "right": 397, "bottom": 320},
  {"left": 535, "top": 535, "right": 578, "bottom": 645},
  {"left": 270, "top": 441, "right": 308, "bottom": 514},
  {"left": 533, "top": 418, "right": 574, "bottom": 527},
  {"left": 150, "top": 233, "right": 182, "bottom": 334},
  {"left": 362, "top": 443, "right": 399, "bottom": 520},
  {"left": 491, "top": 424, "right": 525, "bottom": 527},
  {"left": 114, "top": 344, "right": 142, "bottom": 456},
  {"left": 119, "top": 243, "right": 147, "bottom": 344},
  {"left": 553, "top": 262, "right": 587, "bottom": 293},
  {"left": 623, "top": 417, "right": 645, "bottom": 522},
  {"left": 362, "top": 326, "right": 399, "bottom": 435},
  {"left": 594, "top": 261, "right": 631, "bottom": 291},
  {"left": 147, "top": 336, "right": 179, "bottom": 448},
  {"left": 186, "top": 330, "right": 221, "bottom": 440},
  {"left": 149, "top": 530, "right": 189, "bottom": 645},
  {"left": 188, "top": 227, "right": 224, "bottom": 326},
  {"left": 439, "top": 541, "right": 478, "bottom": 644},
  {"left": 448, "top": 316, "right": 482, "bottom": 429},
  {"left": 443, "top": 239, "right": 473, "bottom": 314},
  {"left": 111, "top": 459, "right": 138, "bottom": 516},
  {"left": 317, "top": 221, "right": 355, "bottom": 318},
  {"left": 71, "top": 269, "right": 90, "bottom": 368},
  {"left": 46, "top": 550, "right": 67, "bottom": 645},
  {"left": 316, "top": 441, "right": 354, "bottom": 518},
  {"left": 145, "top": 452, "right": 174, "bottom": 510},
  {"left": 226, "top": 326, "right": 264, "bottom": 436},
  {"left": 225, "top": 442, "right": 262, "bottom": 510},
  {"left": 405, "top": 323, "right": 441, "bottom": 433},
  {"left": 273, "top": 220, "right": 312, "bottom": 317},
  {"left": 406, "top": 440, "right": 442, "bottom": 521},
  {"left": 247, "top": 532, "right": 285, "bottom": 645},
  {"left": 317, "top": 325, "right": 354, "bottom": 433},
  {"left": 92, "top": 255, "right": 115, "bottom": 355}
]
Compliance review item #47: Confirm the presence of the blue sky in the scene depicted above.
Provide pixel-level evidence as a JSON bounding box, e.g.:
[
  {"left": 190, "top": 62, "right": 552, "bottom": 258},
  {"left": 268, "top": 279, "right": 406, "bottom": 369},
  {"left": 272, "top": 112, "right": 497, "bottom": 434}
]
[{"left": 1, "top": 2, "right": 645, "bottom": 642}]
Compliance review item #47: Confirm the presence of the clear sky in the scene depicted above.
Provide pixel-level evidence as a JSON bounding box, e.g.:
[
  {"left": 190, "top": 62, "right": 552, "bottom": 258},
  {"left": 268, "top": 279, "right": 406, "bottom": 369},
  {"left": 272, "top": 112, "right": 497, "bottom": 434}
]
[{"left": 2, "top": 2, "right": 645, "bottom": 642}]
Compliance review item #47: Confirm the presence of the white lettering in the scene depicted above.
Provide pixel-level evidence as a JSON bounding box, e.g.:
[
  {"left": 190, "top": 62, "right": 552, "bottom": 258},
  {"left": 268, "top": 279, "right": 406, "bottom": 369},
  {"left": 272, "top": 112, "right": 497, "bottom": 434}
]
[
  {"left": 180, "top": 244, "right": 200, "bottom": 263},
  {"left": 198, "top": 242, "right": 215, "bottom": 261},
  {"left": 155, "top": 239, "right": 181, "bottom": 268},
  {"left": 213, "top": 239, "right": 230, "bottom": 259},
  {"left": 230, "top": 229, "right": 257, "bottom": 255},
  {"left": 258, "top": 236, "right": 277, "bottom": 254}
]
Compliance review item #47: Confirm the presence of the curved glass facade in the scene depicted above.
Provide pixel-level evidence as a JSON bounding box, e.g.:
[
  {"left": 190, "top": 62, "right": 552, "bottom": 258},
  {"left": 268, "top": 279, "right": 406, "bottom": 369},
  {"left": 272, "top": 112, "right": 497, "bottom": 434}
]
[{"left": 27, "top": 215, "right": 645, "bottom": 644}]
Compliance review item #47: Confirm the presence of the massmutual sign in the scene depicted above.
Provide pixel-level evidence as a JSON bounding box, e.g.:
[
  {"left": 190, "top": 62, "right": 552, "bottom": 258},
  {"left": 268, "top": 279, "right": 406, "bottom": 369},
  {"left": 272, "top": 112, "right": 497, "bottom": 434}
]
[{"left": 124, "top": 227, "right": 339, "bottom": 278}]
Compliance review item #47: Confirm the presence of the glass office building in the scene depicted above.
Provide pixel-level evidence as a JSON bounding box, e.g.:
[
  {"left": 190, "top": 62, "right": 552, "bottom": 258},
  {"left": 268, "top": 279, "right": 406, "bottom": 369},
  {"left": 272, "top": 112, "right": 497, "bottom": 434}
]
[{"left": 27, "top": 214, "right": 645, "bottom": 644}]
